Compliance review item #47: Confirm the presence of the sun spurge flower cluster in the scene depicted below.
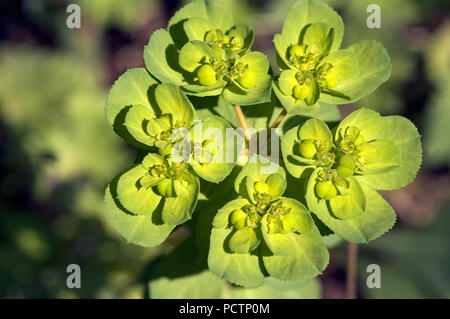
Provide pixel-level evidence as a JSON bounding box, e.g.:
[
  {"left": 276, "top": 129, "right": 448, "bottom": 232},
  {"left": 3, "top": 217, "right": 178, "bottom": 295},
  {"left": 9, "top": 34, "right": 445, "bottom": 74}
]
[
  {"left": 281, "top": 108, "right": 421, "bottom": 243},
  {"left": 144, "top": 0, "right": 272, "bottom": 105},
  {"left": 208, "top": 156, "right": 329, "bottom": 287},
  {"left": 273, "top": 0, "right": 390, "bottom": 114},
  {"left": 104, "top": 0, "right": 421, "bottom": 289},
  {"left": 105, "top": 78, "right": 234, "bottom": 246}
]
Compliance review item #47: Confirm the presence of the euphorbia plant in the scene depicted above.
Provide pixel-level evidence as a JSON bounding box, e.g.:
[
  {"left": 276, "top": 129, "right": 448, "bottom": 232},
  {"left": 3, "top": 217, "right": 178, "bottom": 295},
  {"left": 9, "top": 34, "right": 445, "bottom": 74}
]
[{"left": 104, "top": 0, "right": 422, "bottom": 293}]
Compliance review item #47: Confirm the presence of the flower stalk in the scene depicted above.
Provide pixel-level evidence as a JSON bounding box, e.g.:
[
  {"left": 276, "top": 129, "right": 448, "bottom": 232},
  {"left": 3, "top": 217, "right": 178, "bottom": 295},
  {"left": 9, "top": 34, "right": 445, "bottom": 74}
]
[
  {"left": 346, "top": 243, "right": 358, "bottom": 299},
  {"left": 233, "top": 104, "right": 251, "bottom": 141}
]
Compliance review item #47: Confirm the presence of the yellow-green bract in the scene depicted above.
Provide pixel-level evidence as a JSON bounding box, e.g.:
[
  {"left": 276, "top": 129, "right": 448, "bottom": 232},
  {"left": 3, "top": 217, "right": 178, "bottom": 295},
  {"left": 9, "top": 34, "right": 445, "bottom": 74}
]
[
  {"left": 144, "top": 0, "right": 272, "bottom": 105},
  {"left": 105, "top": 72, "right": 236, "bottom": 247},
  {"left": 281, "top": 108, "right": 422, "bottom": 243},
  {"left": 208, "top": 155, "right": 329, "bottom": 287},
  {"left": 273, "top": 0, "right": 391, "bottom": 115}
]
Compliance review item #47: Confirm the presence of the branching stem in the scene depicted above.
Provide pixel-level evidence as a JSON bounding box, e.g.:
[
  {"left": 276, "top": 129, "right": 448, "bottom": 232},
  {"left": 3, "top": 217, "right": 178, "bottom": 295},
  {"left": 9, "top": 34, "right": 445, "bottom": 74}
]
[
  {"left": 267, "top": 108, "right": 287, "bottom": 140},
  {"left": 233, "top": 105, "right": 251, "bottom": 141},
  {"left": 270, "top": 108, "right": 287, "bottom": 130}
]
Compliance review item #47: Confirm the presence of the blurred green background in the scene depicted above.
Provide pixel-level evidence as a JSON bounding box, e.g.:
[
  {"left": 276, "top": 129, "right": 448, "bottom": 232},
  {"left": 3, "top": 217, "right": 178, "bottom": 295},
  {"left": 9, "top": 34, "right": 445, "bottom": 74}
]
[{"left": 0, "top": 0, "right": 449, "bottom": 298}]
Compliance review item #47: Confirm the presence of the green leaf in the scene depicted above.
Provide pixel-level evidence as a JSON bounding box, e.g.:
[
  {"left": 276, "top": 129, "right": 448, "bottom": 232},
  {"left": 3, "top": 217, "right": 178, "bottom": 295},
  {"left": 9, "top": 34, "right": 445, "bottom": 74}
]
[
  {"left": 266, "top": 173, "right": 287, "bottom": 200},
  {"left": 305, "top": 78, "right": 320, "bottom": 106},
  {"left": 234, "top": 154, "right": 286, "bottom": 197},
  {"left": 280, "top": 197, "right": 315, "bottom": 233},
  {"left": 306, "top": 170, "right": 396, "bottom": 243},
  {"left": 299, "top": 118, "right": 333, "bottom": 142},
  {"left": 273, "top": 34, "right": 293, "bottom": 71},
  {"left": 328, "top": 177, "right": 366, "bottom": 220},
  {"left": 239, "top": 51, "right": 270, "bottom": 83},
  {"left": 208, "top": 228, "right": 264, "bottom": 288},
  {"left": 337, "top": 108, "right": 422, "bottom": 190},
  {"left": 260, "top": 199, "right": 329, "bottom": 281},
  {"left": 208, "top": 198, "right": 265, "bottom": 287},
  {"left": 146, "top": 118, "right": 171, "bottom": 145},
  {"left": 261, "top": 232, "right": 329, "bottom": 281},
  {"left": 229, "top": 228, "right": 260, "bottom": 254},
  {"left": 105, "top": 68, "right": 158, "bottom": 148},
  {"left": 228, "top": 25, "right": 254, "bottom": 53},
  {"left": 194, "top": 169, "right": 241, "bottom": 256},
  {"left": 105, "top": 185, "right": 175, "bottom": 247},
  {"left": 168, "top": 0, "right": 234, "bottom": 47},
  {"left": 274, "top": 70, "right": 342, "bottom": 117},
  {"left": 212, "top": 198, "right": 250, "bottom": 229},
  {"left": 319, "top": 40, "right": 391, "bottom": 104},
  {"left": 182, "top": 81, "right": 227, "bottom": 97},
  {"left": 116, "top": 164, "right": 162, "bottom": 215},
  {"left": 281, "top": 126, "right": 316, "bottom": 178},
  {"left": 280, "top": 102, "right": 341, "bottom": 123},
  {"left": 179, "top": 40, "right": 217, "bottom": 73},
  {"left": 144, "top": 29, "right": 184, "bottom": 85},
  {"left": 154, "top": 83, "right": 197, "bottom": 126},
  {"left": 274, "top": 85, "right": 341, "bottom": 121},
  {"left": 320, "top": 48, "right": 358, "bottom": 85},
  {"left": 222, "top": 51, "right": 273, "bottom": 106},
  {"left": 161, "top": 176, "right": 200, "bottom": 225},
  {"left": 301, "top": 23, "right": 334, "bottom": 55},
  {"left": 140, "top": 174, "right": 163, "bottom": 188},
  {"left": 189, "top": 115, "right": 236, "bottom": 183},
  {"left": 242, "top": 175, "right": 256, "bottom": 203},
  {"left": 123, "top": 104, "right": 154, "bottom": 147},
  {"left": 357, "top": 140, "right": 400, "bottom": 174},
  {"left": 336, "top": 107, "right": 384, "bottom": 141},
  {"left": 222, "top": 77, "right": 272, "bottom": 106},
  {"left": 355, "top": 117, "right": 422, "bottom": 190},
  {"left": 274, "top": 0, "right": 344, "bottom": 68},
  {"left": 106, "top": 68, "right": 157, "bottom": 126},
  {"left": 278, "top": 69, "right": 298, "bottom": 96},
  {"left": 115, "top": 152, "right": 199, "bottom": 226},
  {"left": 142, "top": 152, "right": 165, "bottom": 168},
  {"left": 183, "top": 17, "right": 214, "bottom": 42}
]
